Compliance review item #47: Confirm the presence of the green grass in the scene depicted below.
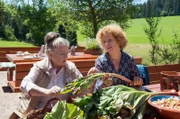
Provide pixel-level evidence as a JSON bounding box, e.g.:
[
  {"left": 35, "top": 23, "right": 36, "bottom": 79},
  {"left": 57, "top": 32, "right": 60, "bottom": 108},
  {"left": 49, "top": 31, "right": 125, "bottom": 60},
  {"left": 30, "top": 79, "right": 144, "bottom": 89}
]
[
  {"left": 0, "top": 39, "right": 35, "bottom": 47},
  {"left": 124, "top": 44, "right": 152, "bottom": 65},
  {"left": 126, "top": 16, "right": 180, "bottom": 44},
  {"left": 77, "top": 16, "right": 180, "bottom": 44}
]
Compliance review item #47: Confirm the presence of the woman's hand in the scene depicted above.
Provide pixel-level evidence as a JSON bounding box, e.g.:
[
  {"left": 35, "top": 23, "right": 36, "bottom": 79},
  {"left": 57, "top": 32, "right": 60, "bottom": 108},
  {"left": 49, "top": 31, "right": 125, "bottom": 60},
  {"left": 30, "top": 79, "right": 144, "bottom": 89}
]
[
  {"left": 47, "top": 86, "right": 61, "bottom": 97},
  {"left": 87, "top": 67, "right": 100, "bottom": 75},
  {"left": 102, "top": 74, "right": 113, "bottom": 87},
  {"left": 133, "top": 77, "right": 143, "bottom": 86}
]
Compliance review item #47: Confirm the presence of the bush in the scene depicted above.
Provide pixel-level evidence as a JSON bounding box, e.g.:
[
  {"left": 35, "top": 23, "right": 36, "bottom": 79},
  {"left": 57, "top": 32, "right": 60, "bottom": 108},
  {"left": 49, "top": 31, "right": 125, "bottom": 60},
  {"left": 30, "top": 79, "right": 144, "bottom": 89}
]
[
  {"left": 158, "top": 32, "right": 180, "bottom": 64},
  {"left": 85, "top": 38, "right": 100, "bottom": 50},
  {"left": 3, "top": 25, "right": 17, "bottom": 41}
]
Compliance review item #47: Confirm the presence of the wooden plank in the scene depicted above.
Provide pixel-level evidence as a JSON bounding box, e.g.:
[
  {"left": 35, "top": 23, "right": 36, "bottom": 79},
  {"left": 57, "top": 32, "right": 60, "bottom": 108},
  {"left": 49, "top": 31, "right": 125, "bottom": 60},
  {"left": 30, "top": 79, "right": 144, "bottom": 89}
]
[
  {"left": 15, "top": 62, "right": 34, "bottom": 72},
  {"left": 134, "top": 56, "right": 142, "bottom": 64},
  {"left": 0, "top": 47, "right": 40, "bottom": 62},
  {"left": 8, "top": 81, "right": 20, "bottom": 92},
  {"left": 149, "top": 73, "right": 161, "bottom": 84},
  {"left": 15, "top": 80, "right": 22, "bottom": 87},
  {"left": 147, "top": 64, "right": 180, "bottom": 84},
  {"left": 0, "top": 57, "right": 8, "bottom": 62},
  {"left": 0, "top": 51, "right": 6, "bottom": 57},
  {"left": 0, "top": 47, "right": 40, "bottom": 52},
  {"left": 147, "top": 64, "right": 180, "bottom": 73},
  {"left": 73, "top": 60, "right": 95, "bottom": 68},
  {"left": 75, "top": 46, "right": 85, "bottom": 52},
  {"left": 81, "top": 71, "right": 88, "bottom": 76},
  {"left": 16, "top": 72, "right": 29, "bottom": 80},
  {"left": 78, "top": 68, "right": 90, "bottom": 72}
]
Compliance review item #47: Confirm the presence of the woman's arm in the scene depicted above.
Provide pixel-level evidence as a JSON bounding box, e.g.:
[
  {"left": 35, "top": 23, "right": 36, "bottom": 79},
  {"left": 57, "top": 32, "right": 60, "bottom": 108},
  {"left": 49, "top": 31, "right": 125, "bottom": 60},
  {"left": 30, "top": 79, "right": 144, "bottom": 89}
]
[
  {"left": 20, "top": 64, "right": 41, "bottom": 95},
  {"left": 21, "top": 64, "right": 62, "bottom": 97},
  {"left": 29, "top": 85, "right": 61, "bottom": 97},
  {"left": 130, "top": 57, "right": 143, "bottom": 86}
]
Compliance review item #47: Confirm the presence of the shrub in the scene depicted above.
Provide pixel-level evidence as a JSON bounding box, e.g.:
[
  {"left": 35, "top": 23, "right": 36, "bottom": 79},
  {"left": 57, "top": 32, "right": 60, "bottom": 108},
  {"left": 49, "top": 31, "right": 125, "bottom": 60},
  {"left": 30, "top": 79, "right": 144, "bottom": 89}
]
[
  {"left": 85, "top": 38, "right": 100, "bottom": 50},
  {"left": 158, "top": 32, "right": 180, "bottom": 64},
  {"left": 3, "top": 25, "right": 17, "bottom": 41}
]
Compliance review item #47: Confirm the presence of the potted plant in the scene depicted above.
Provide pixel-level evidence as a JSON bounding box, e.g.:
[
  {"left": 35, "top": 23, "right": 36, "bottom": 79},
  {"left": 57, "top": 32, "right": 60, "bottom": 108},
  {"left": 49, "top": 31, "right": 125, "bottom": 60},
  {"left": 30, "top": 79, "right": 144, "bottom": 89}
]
[{"left": 84, "top": 38, "right": 102, "bottom": 55}]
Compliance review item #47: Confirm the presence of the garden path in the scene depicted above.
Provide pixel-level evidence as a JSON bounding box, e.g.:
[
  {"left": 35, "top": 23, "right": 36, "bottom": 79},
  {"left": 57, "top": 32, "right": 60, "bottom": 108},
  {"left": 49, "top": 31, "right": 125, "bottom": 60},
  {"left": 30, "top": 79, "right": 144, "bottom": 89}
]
[{"left": 0, "top": 71, "right": 21, "bottom": 119}]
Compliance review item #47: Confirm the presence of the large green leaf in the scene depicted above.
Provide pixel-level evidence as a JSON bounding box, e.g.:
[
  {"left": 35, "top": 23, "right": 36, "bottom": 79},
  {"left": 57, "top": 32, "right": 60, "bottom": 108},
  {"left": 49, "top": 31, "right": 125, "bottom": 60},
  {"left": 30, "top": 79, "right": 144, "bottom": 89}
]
[
  {"left": 44, "top": 101, "right": 84, "bottom": 119},
  {"left": 60, "top": 73, "right": 104, "bottom": 95},
  {"left": 74, "top": 85, "right": 152, "bottom": 119}
]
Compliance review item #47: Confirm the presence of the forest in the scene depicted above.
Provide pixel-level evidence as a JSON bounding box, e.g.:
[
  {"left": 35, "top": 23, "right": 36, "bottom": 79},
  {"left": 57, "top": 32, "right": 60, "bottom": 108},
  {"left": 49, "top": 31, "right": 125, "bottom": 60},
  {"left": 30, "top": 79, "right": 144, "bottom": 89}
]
[{"left": 134, "top": 0, "right": 180, "bottom": 18}]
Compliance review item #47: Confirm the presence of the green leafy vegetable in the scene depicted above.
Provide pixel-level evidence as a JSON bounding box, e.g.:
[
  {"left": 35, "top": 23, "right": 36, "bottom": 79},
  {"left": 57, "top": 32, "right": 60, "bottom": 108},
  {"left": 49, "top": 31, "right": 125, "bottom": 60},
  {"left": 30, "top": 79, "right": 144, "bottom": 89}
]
[
  {"left": 60, "top": 73, "right": 133, "bottom": 95},
  {"left": 44, "top": 100, "right": 84, "bottom": 119},
  {"left": 74, "top": 85, "right": 152, "bottom": 119},
  {"left": 60, "top": 73, "right": 104, "bottom": 95}
]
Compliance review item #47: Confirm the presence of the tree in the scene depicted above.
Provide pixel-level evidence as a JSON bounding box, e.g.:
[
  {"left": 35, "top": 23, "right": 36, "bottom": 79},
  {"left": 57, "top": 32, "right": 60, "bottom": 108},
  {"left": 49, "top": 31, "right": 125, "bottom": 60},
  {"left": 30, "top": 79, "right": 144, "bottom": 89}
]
[
  {"left": 71, "top": 0, "right": 134, "bottom": 38},
  {"left": 0, "top": 2, "right": 17, "bottom": 41},
  {"left": 143, "top": 17, "right": 162, "bottom": 65},
  {"left": 16, "top": 0, "right": 58, "bottom": 46},
  {"left": 0, "top": 2, "right": 3, "bottom": 37},
  {"left": 158, "top": 32, "right": 180, "bottom": 64},
  {"left": 47, "top": 0, "right": 79, "bottom": 46}
]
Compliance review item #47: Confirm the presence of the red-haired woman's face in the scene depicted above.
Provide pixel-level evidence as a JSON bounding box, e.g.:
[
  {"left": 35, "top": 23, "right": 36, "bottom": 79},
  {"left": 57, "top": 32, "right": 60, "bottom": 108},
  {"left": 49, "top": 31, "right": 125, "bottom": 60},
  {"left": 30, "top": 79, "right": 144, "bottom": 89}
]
[{"left": 101, "top": 34, "right": 120, "bottom": 53}]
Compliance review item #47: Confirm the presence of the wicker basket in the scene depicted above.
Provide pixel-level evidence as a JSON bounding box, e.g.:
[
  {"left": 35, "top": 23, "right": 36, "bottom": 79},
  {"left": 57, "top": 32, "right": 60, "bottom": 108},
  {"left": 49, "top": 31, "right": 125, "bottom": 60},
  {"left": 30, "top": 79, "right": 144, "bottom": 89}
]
[{"left": 160, "top": 71, "right": 180, "bottom": 92}]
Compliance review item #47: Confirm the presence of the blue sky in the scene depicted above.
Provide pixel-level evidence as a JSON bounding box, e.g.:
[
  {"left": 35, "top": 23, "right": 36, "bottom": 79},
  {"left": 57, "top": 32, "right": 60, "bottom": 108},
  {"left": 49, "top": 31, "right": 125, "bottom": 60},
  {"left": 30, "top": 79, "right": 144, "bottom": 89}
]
[
  {"left": 4, "top": 0, "right": 147, "bottom": 5},
  {"left": 134, "top": 0, "right": 147, "bottom": 4}
]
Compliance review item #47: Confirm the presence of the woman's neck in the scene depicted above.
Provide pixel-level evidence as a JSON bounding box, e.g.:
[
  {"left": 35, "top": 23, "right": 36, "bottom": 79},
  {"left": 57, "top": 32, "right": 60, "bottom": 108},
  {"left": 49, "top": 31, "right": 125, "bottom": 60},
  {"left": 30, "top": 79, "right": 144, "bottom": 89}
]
[
  {"left": 51, "top": 62, "right": 63, "bottom": 73},
  {"left": 56, "top": 67, "right": 62, "bottom": 73},
  {"left": 109, "top": 50, "right": 121, "bottom": 61}
]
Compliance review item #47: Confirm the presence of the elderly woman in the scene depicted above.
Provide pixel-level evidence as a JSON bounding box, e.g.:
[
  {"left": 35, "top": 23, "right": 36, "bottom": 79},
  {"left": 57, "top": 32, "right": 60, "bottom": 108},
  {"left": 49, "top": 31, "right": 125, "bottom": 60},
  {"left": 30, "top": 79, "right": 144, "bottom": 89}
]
[
  {"left": 88, "top": 24, "right": 143, "bottom": 89},
  {"left": 17, "top": 32, "right": 82, "bottom": 116}
]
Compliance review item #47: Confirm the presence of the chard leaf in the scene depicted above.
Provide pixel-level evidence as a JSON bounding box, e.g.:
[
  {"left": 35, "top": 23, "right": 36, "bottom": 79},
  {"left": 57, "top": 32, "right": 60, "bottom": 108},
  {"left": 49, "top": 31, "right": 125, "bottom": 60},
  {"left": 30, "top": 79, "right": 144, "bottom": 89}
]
[
  {"left": 60, "top": 73, "right": 104, "bottom": 95},
  {"left": 74, "top": 85, "right": 151, "bottom": 119},
  {"left": 44, "top": 101, "right": 84, "bottom": 119}
]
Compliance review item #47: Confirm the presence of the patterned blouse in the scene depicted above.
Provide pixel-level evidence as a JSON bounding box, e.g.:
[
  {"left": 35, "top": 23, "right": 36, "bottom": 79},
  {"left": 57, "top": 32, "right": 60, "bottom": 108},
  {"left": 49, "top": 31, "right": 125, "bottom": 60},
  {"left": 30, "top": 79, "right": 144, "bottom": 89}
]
[{"left": 95, "top": 50, "right": 139, "bottom": 86}]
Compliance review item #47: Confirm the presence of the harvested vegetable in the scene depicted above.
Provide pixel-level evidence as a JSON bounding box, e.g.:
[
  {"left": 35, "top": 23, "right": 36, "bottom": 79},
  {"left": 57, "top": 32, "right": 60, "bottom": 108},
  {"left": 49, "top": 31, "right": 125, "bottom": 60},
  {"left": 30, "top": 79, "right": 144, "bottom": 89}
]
[
  {"left": 60, "top": 73, "right": 133, "bottom": 95},
  {"left": 74, "top": 85, "right": 152, "bottom": 119},
  {"left": 53, "top": 73, "right": 161, "bottom": 119},
  {"left": 46, "top": 85, "right": 160, "bottom": 119},
  {"left": 44, "top": 100, "right": 84, "bottom": 119},
  {"left": 60, "top": 73, "right": 104, "bottom": 95}
]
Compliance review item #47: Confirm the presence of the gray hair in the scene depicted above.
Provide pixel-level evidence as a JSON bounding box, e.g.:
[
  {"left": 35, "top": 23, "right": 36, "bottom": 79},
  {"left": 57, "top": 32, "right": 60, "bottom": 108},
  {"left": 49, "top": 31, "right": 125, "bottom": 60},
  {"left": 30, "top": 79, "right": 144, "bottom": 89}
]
[{"left": 45, "top": 37, "right": 69, "bottom": 53}]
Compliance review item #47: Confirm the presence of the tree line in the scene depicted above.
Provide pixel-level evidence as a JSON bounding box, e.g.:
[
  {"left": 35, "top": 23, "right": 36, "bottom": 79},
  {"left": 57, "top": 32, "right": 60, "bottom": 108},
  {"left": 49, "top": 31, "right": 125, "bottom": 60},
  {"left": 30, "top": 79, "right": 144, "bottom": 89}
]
[
  {"left": 134, "top": 0, "right": 180, "bottom": 18},
  {"left": 0, "top": 0, "right": 134, "bottom": 46}
]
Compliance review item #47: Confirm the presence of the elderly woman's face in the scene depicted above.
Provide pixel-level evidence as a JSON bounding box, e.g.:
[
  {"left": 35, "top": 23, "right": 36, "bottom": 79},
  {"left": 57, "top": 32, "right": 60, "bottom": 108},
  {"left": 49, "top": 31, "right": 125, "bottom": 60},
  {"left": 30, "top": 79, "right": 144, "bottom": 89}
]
[
  {"left": 101, "top": 34, "right": 120, "bottom": 53},
  {"left": 49, "top": 45, "right": 69, "bottom": 68}
]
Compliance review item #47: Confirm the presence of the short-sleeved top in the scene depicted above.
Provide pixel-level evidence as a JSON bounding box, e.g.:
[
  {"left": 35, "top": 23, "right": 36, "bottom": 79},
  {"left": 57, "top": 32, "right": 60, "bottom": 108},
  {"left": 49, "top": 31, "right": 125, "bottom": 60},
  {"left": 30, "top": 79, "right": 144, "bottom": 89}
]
[{"left": 95, "top": 51, "right": 139, "bottom": 86}]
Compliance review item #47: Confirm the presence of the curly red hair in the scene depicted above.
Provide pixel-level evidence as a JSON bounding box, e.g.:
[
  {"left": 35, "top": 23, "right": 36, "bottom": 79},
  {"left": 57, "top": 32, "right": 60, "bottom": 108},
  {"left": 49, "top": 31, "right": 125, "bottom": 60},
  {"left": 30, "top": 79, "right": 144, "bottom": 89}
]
[{"left": 96, "top": 24, "right": 128, "bottom": 50}]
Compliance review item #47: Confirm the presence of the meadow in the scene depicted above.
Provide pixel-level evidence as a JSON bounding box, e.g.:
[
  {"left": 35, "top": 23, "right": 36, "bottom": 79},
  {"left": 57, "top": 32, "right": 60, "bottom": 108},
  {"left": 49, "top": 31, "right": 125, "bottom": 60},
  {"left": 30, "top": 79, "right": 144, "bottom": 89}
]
[
  {"left": 0, "top": 39, "right": 34, "bottom": 47},
  {"left": 126, "top": 16, "right": 180, "bottom": 44},
  {"left": 125, "top": 16, "right": 180, "bottom": 65},
  {"left": 0, "top": 16, "right": 179, "bottom": 65}
]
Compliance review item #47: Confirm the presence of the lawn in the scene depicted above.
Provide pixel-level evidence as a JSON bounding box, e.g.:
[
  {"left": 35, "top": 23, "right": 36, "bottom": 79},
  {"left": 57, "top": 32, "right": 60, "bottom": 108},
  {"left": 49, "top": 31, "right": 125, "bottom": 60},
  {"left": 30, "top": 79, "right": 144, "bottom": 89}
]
[
  {"left": 124, "top": 44, "right": 152, "bottom": 65},
  {"left": 0, "top": 39, "right": 34, "bottom": 47},
  {"left": 126, "top": 16, "right": 180, "bottom": 44}
]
